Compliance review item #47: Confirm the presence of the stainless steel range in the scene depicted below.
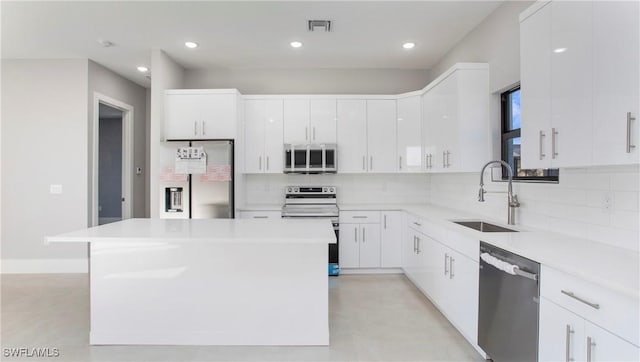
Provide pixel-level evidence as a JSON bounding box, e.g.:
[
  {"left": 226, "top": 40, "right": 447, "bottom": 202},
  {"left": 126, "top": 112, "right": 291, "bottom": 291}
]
[{"left": 281, "top": 186, "right": 339, "bottom": 275}]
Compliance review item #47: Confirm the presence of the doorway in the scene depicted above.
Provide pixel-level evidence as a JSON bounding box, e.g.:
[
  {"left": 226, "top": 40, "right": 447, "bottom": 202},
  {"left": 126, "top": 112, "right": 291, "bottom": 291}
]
[
  {"left": 98, "top": 104, "right": 123, "bottom": 225},
  {"left": 92, "top": 93, "right": 134, "bottom": 226}
]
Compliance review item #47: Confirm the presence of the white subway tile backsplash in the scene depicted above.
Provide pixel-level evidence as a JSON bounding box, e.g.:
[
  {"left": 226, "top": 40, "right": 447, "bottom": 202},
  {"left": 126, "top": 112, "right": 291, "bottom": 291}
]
[
  {"left": 613, "top": 191, "right": 639, "bottom": 212},
  {"left": 610, "top": 210, "right": 640, "bottom": 231},
  {"left": 610, "top": 172, "right": 640, "bottom": 191}
]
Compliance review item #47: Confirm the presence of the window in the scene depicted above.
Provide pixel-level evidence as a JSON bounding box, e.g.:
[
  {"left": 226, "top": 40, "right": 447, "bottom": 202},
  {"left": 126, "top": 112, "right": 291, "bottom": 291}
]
[{"left": 501, "top": 86, "right": 558, "bottom": 181}]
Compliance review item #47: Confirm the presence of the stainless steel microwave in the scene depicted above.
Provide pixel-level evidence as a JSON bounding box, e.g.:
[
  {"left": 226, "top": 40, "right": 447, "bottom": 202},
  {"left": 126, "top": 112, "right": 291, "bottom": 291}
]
[{"left": 284, "top": 144, "right": 337, "bottom": 173}]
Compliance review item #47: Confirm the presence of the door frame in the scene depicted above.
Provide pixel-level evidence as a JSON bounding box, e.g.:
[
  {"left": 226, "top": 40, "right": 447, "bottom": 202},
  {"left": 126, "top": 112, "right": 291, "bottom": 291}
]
[{"left": 92, "top": 92, "right": 134, "bottom": 226}]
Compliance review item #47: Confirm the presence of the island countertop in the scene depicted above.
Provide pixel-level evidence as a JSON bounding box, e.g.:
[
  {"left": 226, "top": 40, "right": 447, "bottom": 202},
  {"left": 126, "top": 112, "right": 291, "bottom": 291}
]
[{"left": 45, "top": 218, "right": 337, "bottom": 244}]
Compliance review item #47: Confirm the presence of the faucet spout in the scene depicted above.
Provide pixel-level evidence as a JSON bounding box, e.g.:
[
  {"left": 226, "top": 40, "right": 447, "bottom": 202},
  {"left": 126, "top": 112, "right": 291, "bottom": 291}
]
[{"left": 478, "top": 160, "right": 519, "bottom": 225}]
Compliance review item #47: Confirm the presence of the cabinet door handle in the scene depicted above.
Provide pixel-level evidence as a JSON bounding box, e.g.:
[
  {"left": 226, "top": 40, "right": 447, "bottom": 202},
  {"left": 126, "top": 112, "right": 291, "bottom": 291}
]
[
  {"left": 539, "top": 130, "right": 546, "bottom": 160},
  {"left": 370, "top": 156, "right": 373, "bottom": 170},
  {"left": 565, "top": 324, "right": 574, "bottom": 362},
  {"left": 354, "top": 227, "right": 358, "bottom": 243},
  {"left": 627, "top": 112, "right": 636, "bottom": 153},
  {"left": 194, "top": 121, "right": 198, "bottom": 135},
  {"left": 413, "top": 236, "right": 417, "bottom": 253},
  {"left": 259, "top": 156, "right": 262, "bottom": 171},
  {"left": 449, "top": 257, "right": 454, "bottom": 279},
  {"left": 305, "top": 126, "right": 308, "bottom": 141},
  {"left": 362, "top": 227, "right": 366, "bottom": 243},
  {"left": 586, "top": 337, "right": 595, "bottom": 362},
  {"left": 416, "top": 237, "right": 421, "bottom": 254},
  {"left": 442, "top": 151, "right": 446, "bottom": 167},
  {"left": 446, "top": 151, "right": 451, "bottom": 167},
  {"left": 444, "top": 253, "right": 449, "bottom": 275},
  {"left": 266, "top": 156, "right": 270, "bottom": 171},
  {"left": 202, "top": 121, "right": 206, "bottom": 136},
  {"left": 561, "top": 290, "right": 600, "bottom": 309},
  {"left": 429, "top": 154, "right": 432, "bottom": 169},
  {"left": 399, "top": 156, "right": 402, "bottom": 170},
  {"left": 313, "top": 126, "right": 316, "bottom": 141},
  {"left": 362, "top": 156, "right": 366, "bottom": 171},
  {"left": 552, "top": 128, "right": 558, "bottom": 159},
  {"left": 384, "top": 215, "right": 387, "bottom": 229}
]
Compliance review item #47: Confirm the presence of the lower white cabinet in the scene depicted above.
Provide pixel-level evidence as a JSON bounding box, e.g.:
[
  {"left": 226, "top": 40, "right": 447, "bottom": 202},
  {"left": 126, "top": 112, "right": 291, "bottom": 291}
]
[
  {"left": 381, "top": 211, "right": 403, "bottom": 267},
  {"left": 339, "top": 223, "right": 381, "bottom": 268},
  {"left": 539, "top": 297, "right": 639, "bottom": 362}
]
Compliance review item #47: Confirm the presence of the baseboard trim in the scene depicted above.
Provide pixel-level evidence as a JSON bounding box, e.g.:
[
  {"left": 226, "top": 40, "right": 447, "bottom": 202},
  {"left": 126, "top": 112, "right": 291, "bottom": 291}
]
[
  {"left": 1, "top": 258, "right": 88, "bottom": 274},
  {"left": 340, "top": 268, "right": 403, "bottom": 275}
]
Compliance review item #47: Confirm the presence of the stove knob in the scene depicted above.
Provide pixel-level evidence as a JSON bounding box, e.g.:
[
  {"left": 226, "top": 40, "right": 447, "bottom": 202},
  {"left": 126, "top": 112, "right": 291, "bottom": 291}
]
[
  {"left": 330, "top": 187, "right": 335, "bottom": 193},
  {"left": 323, "top": 187, "right": 328, "bottom": 192},
  {"left": 294, "top": 187, "right": 299, "bottom": 192},
  {"left": 287, "top": 187, "right": 292, "bottom": 192}
]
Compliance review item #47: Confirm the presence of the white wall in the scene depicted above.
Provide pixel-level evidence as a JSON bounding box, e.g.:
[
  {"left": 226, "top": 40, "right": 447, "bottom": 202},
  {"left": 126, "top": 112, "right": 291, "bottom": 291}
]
[
  {"left": 88, "top": 60, "right": 148, "bottom": 218},
  {"left": 243, "top": 174, "right": 429, "bottom": 206},
  {"left": 149, "top": 50, "right": 184, "bottom": 218},
  {"left": 184, "top": 68, "right": 431, "bottom": 95},
  {"left": 426, "top": 1, "right": 639, "bottom": 251},
  {"left": 1, "top": 59, "right": 89, "bottom": 272}
]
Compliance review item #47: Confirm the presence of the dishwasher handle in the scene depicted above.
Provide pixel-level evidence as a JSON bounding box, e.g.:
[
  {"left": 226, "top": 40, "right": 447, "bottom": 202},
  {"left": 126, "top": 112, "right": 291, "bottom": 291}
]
[{"left": 480, "top": 252, "right": 538, "bottom": 281}]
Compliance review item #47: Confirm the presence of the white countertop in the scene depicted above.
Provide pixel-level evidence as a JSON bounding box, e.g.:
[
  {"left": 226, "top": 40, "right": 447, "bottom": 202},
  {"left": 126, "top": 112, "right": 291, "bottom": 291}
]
[
  {"left": 342, "top": 203, "right": 640, "bottom": 300},
  {"left": 46, "top": 218, "right": 336, "bottom": 244}
]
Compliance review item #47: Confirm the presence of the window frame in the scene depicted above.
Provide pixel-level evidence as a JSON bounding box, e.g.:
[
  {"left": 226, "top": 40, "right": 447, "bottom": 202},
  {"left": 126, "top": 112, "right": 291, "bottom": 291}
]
[{"left": 500, "top": 85, "right": 559, "bottom": 182}]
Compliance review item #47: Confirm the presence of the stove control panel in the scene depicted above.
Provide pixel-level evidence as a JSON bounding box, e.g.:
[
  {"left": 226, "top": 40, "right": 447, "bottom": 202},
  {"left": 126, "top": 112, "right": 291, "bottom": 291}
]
[{"left": 285, "top": 186, "right": 336, "bottom": 195}]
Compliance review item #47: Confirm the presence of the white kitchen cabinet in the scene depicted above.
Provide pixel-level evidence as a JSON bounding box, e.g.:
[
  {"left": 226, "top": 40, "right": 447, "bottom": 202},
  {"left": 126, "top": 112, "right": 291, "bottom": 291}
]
[
  {"left": 244, "top": 99, "right": 283, "bottom": 173},
  {"left": 381, "top": 211, "right": 403, "bottom": 268},
  {"left": 165, "top": 90, "right": 238, "bottom": 140},
  {"left": 366, "top": 100, "right": 397, "bottom": 173},
  {"left": 339, "top": 223, "right": 381, "bottom": 268},
  {"left": 446, "top": 249, "right": 479, "bottom": 344},
  {"left": 283, "top": 99, "right": 337, "bottom": 144},
  {"left": 236, "top": 210, "right": 282, "bottom": 219},
  {"left": 310, "top": 99, "right": 337, "bottom": 144},
  {"left": 283, "top": 99, "right": 309, "bottom": 144},
  {"left": 422, "top": 66, "right": 489, "bottom": 173},
  {"left": 397, "top": 96, "right": 423, "bottom": 172},
  {"left": 403, "top": 227, "right": 423, "bottom": 284},
  {"left": 539, "top": 297, "right": 640, "bottom": 362},
  {"left": 592, "top": 1, "right": 639, "bottom": 165},
  {"left": 520, "top": 2, "right": 552, "bottom": 169},
  {"left": 337, "top": 100, "right": 368, "bottom": 173},
  {"left": 520, "top": 1, "right": 640, "bottom": 168}
]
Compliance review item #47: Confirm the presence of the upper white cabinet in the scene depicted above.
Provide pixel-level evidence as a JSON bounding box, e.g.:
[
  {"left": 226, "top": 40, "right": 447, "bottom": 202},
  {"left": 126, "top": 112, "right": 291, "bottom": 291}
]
[
  {"left": 520, "top": 1, "right": 639, "bottom": 168},
  {"left": 592, "top": 1, "right": 639, "bottom": 165},
  {"left": 366, "top": 100, "right": 397, "bottom": 173},
  {"left": 283, "top": 99, "right": 337, "bottom": 144},
  {"left": 165, "top": 90, "right": 239, "bottom": 140},
  {"left": 244, "top": 99, "right": 283, "bottom": 173},
  {"left": 337, "top": 100, "right": 368, "bottom": 172},
  {"left": 397, "top": 96, "right": 423, "bottom": 172},
  {"left": 422, "top": 66, "right": 490, "bottom": 173}
]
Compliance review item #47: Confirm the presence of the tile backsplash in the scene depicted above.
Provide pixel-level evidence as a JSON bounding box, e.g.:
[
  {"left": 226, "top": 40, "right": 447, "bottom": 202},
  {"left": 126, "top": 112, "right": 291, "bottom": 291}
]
[
  {"left": 429, "top": 164, "right": 640, "bottom": 251},
  {"left": 243, "top": 173, "right": 430, "bottom": 205}
]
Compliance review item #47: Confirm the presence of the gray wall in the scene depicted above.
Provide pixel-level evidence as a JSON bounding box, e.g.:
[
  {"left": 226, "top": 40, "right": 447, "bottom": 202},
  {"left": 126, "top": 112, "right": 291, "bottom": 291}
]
[
  {"left": 428, "top": 1, "right": 534, "bottom": 93},
  {"left": 1, "top": 59, "right": 89, "bottom": 261},
  {"left": 98, "top": 116, "right": 122, "bottom": 219},
  {"left": 184, "top": 68, "right": 431, "bottom": 94},
  {"left": 88, "top": 60, "right": 148, "bottom": 219}
]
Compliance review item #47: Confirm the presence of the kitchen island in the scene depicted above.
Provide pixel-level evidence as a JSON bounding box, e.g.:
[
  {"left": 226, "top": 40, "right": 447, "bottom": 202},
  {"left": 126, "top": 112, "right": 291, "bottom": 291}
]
[{"left": 45, "top": 218, "right": 336, "bottom": 346}]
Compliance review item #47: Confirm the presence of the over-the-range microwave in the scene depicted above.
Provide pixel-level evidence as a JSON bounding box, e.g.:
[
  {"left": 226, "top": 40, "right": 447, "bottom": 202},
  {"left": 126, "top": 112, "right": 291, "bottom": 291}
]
[{"left": 284, "top": 144, "right": 337, "bottom": 174}]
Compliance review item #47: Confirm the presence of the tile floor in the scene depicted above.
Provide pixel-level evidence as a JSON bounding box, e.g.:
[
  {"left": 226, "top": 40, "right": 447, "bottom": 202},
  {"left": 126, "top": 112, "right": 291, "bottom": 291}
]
[{"left": 1, "top": 273, "right": 483, "bottom": 362}]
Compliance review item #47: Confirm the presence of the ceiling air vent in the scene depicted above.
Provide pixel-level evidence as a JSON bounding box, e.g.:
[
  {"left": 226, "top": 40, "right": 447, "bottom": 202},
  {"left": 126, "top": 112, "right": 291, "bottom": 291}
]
[{"left": 308, "top": 20, "right": 332, "bottom": 32}]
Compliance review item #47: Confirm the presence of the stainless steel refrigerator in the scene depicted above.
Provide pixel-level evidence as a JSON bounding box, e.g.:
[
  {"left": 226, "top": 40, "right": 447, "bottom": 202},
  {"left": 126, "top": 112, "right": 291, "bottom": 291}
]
[{"left": 159, "top": 140, "right": 234, "bottom": 219}]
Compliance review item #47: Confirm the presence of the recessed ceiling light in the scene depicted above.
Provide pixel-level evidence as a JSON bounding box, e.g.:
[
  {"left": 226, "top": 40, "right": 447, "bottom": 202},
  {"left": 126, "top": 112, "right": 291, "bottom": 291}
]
[
  {"left": 290, "top": 41, "right": 303, "bottom": 48},
  {"left": 402, "top": 42, "right": 416, "bottom": 49},
  {"left": 137, "top": 66, "right": 149, "bottom": 73},
  {"left": 185, "top": 41, "right": 198, "bottom": 49},
  {"left": 98, "top": 39, "right": 114, "bottom": 48},
  {"left": 553, "top": 47, "right": 567, "bottom": 53}
]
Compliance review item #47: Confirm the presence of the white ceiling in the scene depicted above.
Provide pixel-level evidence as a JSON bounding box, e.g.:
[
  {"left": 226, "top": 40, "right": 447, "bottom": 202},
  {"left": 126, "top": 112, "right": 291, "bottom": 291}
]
[{"left": 1, "top": 1, "right": 502, "bottom": 88}]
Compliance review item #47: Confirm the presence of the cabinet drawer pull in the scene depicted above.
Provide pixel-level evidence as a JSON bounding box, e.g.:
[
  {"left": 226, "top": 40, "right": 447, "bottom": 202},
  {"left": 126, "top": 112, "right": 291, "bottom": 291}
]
[
  {"left": 627, "top": 112, "right": 636, "bottom": 153},
  {"left": 352, "top": 216, "right": 368, "bottom": 219},
  {"left": 561, "top": 290, "right": 600, "bottom": 309},
  {"left": 413, "top": 222, "right": 421, "bottom": 227},
  {"left": 253, "top": 216, "right": 268, "bottom": 219},
  {"left": 539, "top": 130, "right": 546, "bottom": 160},
  {"left": 565, "top": 324, "right": 574, "bottom": 362}
]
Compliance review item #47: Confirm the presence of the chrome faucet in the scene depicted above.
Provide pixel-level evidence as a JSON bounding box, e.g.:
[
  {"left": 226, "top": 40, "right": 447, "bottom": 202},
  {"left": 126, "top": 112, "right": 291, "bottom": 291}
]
[{"left": 478, "top": 160, "right": 520, "bottom": 225}]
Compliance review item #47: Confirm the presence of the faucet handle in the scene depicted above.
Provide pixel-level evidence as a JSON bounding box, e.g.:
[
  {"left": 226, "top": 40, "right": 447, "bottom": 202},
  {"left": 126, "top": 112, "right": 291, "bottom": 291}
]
[
  {"left": 478, "top": 187, "right": 486, "bottom": 202},
  {"left": 510, "top": 194, "right": 520, "bottom": 207}
]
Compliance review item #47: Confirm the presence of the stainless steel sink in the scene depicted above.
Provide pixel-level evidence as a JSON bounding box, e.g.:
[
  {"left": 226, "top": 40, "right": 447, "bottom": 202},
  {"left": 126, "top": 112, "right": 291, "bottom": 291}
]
[{"left": 453, "top": 221, "right": 518, "bottom": 233}]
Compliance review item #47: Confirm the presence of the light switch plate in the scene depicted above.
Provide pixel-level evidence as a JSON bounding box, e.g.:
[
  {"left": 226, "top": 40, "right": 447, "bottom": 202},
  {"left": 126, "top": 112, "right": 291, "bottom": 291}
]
[{"left": 50, "top": 184, "right": 63, "bottom": 194}]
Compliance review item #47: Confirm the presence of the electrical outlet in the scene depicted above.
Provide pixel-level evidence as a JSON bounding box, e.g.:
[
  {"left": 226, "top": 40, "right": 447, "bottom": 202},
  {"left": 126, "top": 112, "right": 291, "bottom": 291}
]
[
  {"left": 602, "top": 192, "right": 612, "bottom": 212},
  {"left": 136, "top": 167, "right": 143, "bottom": 175}
]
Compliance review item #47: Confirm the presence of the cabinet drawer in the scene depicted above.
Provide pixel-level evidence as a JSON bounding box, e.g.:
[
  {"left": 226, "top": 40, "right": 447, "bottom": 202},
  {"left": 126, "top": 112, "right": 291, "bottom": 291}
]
[
  {"left": 406, "top": 214, "right": 426, "bottom": 233},
  {"left": 406, "top": 214, "right": 446, "bottom": 241},
  {"left": 445, "top": 230, "right": 479, "bottom": 262},
  {"left": 339, "top": 211, "right": 380, "bottom": 224},
  {"left": 237, "top": 211, "right": 282, "bottom": 219},
  {"left": 541, "top": 266, "right": 639, "bottom": 346}
]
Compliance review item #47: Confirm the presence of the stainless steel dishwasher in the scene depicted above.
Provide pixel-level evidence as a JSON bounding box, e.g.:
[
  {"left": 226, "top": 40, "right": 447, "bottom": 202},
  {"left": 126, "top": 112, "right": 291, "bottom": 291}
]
[{"left": 478, "top": 241, "right": 540, "bottom": 362}]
